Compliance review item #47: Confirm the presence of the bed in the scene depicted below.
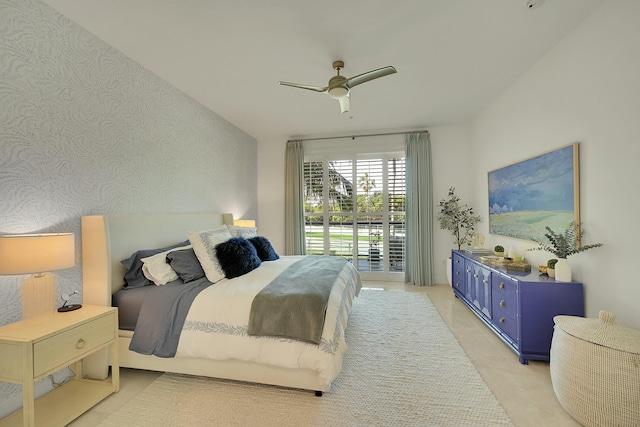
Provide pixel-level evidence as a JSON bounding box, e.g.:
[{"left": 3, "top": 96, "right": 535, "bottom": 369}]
[{"left": 80, "top": 213, "right": 361, "bottom": 395}]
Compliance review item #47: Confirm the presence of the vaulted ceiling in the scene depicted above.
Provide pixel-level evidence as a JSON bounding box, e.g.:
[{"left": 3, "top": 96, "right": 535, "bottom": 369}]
[{"left": 42, "top": 0, "right": 604, "bottom": 141}]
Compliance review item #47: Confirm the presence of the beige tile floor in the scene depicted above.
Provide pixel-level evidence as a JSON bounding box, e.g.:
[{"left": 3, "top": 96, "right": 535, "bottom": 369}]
[{"left": 70, "top": 282, "right": 580, "bottom": 427}]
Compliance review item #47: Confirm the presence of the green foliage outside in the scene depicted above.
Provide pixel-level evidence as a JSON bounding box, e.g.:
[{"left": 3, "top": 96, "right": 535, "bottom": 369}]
[{"left": 303, "top": 159, "right": 406, "bottom": 266}]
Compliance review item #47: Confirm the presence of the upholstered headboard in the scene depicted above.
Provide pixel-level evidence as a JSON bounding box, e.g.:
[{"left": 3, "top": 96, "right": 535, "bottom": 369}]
[{"left": 81, "top": 213, "right": 233, "bottom": 305}]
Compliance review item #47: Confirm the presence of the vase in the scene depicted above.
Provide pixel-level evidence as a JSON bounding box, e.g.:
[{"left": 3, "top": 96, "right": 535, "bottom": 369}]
[{"left": 555, "top": 258, "right": 572, "bottom": 282}]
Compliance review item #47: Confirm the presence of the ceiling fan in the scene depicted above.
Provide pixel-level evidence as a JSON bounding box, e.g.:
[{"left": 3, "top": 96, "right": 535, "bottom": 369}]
[{"left": 278, "top": 61, "right": 397, "bottom": 113}]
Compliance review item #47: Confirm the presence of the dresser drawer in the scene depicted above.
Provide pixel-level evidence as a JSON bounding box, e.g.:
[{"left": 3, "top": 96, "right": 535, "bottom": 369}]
[
  {"left": 492, "top": 275, "right": 517, "bottom": 319},
  {"left": 33, "top": 313, "right": 115, "bottom": 377},
  {"left": 494, "top": 312, "right": 518, "bottom": 343},
  {"left": 452, "top": 253, "right": 466, "bottom": 292}
]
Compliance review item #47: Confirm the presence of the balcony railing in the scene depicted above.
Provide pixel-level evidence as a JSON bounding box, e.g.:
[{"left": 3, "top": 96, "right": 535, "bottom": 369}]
[{"left": 305, "top": 220, "right": 405, "bottom": 272}]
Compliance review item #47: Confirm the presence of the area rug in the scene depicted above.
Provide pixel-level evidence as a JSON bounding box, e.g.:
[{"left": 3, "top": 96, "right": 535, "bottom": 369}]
[{"left": 99, "top": 289, "right": 513, "bottom": 426}]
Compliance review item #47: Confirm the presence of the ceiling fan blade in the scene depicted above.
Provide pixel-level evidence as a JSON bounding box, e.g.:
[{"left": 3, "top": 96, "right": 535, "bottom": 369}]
[
  {"left": 338, "top": 94, "right": 350, "bottom": 113},
  {"left": 345, "top": 66, "right": 397, "bottom": 89},
  {"left": 278, "top": 81, "right": 327, "bottom": 93}
]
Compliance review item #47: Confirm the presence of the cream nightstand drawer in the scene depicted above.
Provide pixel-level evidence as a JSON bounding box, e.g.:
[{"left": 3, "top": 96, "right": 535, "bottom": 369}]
[
  {"left": 0, "top": 305, "right": 119, "bottom": 427},
  {"left": 33, "top": 313, "right": 115, "bottom": 378}
]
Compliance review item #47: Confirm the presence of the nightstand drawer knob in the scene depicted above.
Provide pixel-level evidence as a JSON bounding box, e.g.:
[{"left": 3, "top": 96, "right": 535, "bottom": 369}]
[
  {"left": 500, "top": 300, "right": 505, "bottom": 307},
  {"left": 499, "top": 318, "right": 505, "bottom": 323},
  {"left": 76, "top": 338, "right": 86, "bottom": 349},
  {"left": 500, "top": 283, "right": 505, "bottom": 289}
]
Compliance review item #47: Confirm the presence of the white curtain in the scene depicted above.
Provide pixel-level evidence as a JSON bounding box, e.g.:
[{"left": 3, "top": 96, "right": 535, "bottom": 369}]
[
  {"left": 284, "top": 140, "right": 306, "bottom": 255},
  {"left": 405, "top": 132, "right": 434, "bottom": 286}
]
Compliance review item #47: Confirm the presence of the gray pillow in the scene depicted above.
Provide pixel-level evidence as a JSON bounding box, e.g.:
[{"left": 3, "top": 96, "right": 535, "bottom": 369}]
[
  {"left": 166, "top": 248, "right": 206, "bottom": 283},
  {"left": 121, "top": 240, "right": 189, "bottom": 288}
]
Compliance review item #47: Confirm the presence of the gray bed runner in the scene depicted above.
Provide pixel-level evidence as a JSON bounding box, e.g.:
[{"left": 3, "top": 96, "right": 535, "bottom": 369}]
[{"left": 248, "top": 255, "right": 347, "bottom": 344}]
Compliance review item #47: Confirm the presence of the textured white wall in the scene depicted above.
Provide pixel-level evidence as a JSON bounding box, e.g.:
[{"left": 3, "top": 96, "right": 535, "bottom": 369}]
[
  {"left": 471, "top": 0, "right": 639, "bottom": 329},
  {"left": 0, "top": 0, "right": 256, "bottom": 414},
  {"left": 0, "top": 0, "right": 257, "bottom": 322}
]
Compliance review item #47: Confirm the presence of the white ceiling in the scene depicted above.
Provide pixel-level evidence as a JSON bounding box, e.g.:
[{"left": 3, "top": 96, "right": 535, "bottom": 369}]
[{"left": 41, "top": 0, "right": 604, "bottom": 141}]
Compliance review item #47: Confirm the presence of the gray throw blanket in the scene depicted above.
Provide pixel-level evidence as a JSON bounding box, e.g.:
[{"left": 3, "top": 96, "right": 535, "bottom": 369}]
[
  {"left": 248, "top": 255, "right": 347, "bottom": 344},
  {"left": 129, "top": 277, "right": 213, "bottom": 357}
]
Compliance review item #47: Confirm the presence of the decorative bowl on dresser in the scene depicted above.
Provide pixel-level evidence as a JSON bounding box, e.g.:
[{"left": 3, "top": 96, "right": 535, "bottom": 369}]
[{"left": 451, "top": 250, "right": 584, "bottom": 364}]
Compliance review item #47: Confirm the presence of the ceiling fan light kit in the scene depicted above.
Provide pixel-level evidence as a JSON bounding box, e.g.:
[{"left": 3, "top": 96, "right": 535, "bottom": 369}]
[
  {"left": 328, "top": 87, "right": 349, "bottom": 99},
  {"left": 278, "top": 60, "right": 397, "bottom": 113}
]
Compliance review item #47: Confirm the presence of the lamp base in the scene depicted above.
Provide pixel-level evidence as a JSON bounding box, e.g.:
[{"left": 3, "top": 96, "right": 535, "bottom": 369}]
[
  {"left": 22, "top": 273, "right": 57, "bottom": 319},
  {"left": 57, "top": 304, "right": 82, "bottom": 312}
]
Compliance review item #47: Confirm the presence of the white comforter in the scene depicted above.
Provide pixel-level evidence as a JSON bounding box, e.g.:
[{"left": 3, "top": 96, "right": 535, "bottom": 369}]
[{"left": 176, "top": 256, "right": 361, "bottom": 384}]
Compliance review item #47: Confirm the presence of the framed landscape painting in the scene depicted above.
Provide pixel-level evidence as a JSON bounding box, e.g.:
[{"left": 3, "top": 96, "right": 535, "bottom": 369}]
[{"left": 488, "top": 143, "right": 579, "bottom": 243}]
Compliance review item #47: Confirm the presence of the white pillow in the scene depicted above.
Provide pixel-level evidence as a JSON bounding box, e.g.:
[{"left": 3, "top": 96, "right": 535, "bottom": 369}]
[
  {"left": 227, "top": 225, "right": 257, "bottom": 238},
  {"left": 188, "top": 225, "right": 233, "bottom": 284},
  {"left": 141, "top": 245, "right": 192, "bottom": 286}
]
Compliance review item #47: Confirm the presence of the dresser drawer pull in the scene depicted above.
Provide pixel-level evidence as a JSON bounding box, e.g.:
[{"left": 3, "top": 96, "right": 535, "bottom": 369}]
[
  {"left": 456, "top": 271, "right": 459, "bottom": 276},
  {"left": 500, "top": 300, "right": 505, "bottom": 307},
  {"left": 76, "top": 338, "right": 86, "bottom": 349},
  {"left": 499, "top": 318, "right": 505, "bottom": 323},
  {"left": 499, "top": 283, "right": 505, "bottom": 289},
  {"left": 483, "top": 279, "right": 488, "bottom": 284},
  {"left": 474, "top": 274, "right": 478, "bottom": 278}
]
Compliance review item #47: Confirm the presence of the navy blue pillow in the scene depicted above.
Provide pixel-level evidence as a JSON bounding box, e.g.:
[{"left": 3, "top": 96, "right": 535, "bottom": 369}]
[
  {"left": 248, "top": 236, "right": 279, "bottom": 261},
  {"left": 121, "top": 240, "right": 190, "bottom": 288},
  {"left": 215, "top": 237, "right": 262, "bottom": 279},
  {"left": 166, "top": 248, "right": 206, "bottom": 283}
]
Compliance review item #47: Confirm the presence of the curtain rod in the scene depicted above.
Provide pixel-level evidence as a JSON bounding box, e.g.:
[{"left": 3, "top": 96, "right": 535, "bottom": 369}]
[{"left": 287, "top": 129, "right": 429, "bottom": 143}]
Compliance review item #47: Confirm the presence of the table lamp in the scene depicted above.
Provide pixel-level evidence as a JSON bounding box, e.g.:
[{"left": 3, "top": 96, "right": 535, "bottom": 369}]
[
  {"left": 234, "top": 219, "right": 256, "bottom": 227},
  {"left": 0, "top": 233, "right": 75, "bottom": 319}
]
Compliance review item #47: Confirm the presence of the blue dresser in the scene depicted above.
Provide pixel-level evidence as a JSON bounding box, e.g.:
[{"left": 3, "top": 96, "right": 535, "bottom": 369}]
[{"left": 451, "top": 250, "right": 584, "bottom": 364}]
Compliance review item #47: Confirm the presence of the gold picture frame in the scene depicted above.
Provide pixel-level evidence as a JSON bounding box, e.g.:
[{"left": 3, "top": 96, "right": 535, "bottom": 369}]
[{"left": 488, "top": 143, "right": 580, "bottom": 242}]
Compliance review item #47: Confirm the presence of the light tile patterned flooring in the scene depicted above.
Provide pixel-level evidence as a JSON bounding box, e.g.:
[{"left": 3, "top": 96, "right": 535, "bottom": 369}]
[{"left": 70, "top": 282, "right": 580, "bottom": 427}]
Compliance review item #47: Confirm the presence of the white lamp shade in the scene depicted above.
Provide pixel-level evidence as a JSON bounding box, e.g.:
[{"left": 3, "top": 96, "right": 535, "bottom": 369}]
[
  {"left": 0, "top": 233, "right": 75, "bottom": 275},
  {"left": 233, "top": 219, "right": 256, "bottom": 228}
]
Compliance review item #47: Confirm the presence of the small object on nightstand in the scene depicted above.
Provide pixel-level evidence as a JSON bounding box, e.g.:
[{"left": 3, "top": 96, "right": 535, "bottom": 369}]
[{"left": 58, "top": 291, "right": 82, "bottom": 312}]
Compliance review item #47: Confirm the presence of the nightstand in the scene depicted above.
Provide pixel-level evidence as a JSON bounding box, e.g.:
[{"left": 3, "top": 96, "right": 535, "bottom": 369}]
[{"left": 0, "top": 305, "right": 119, "bottom": 427}]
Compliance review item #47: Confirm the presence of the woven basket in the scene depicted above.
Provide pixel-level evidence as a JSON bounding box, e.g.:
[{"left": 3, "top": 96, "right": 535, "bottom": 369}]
[{"left": 551, "top": 311, "right": 640, "bottom": 427}]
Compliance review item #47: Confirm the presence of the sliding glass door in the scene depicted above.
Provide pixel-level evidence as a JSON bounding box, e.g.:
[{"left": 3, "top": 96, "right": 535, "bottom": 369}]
[{"left": 303, "top": 154, "right": 405, "bottom": 281}]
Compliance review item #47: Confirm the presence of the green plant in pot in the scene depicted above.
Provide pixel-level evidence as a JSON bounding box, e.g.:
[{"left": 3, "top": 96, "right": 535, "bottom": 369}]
[
  {"left": 437, "top": 187, "right": 481, "bottom": 251},
  {"left": 528, "top": 222, "right": 603, "bottom": 281},
  {"left": 494, "top": 245, "right": 505, "bottom": 256},
  {"left": 546, "top": 258, "right": 558, "bottom": 278}
]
